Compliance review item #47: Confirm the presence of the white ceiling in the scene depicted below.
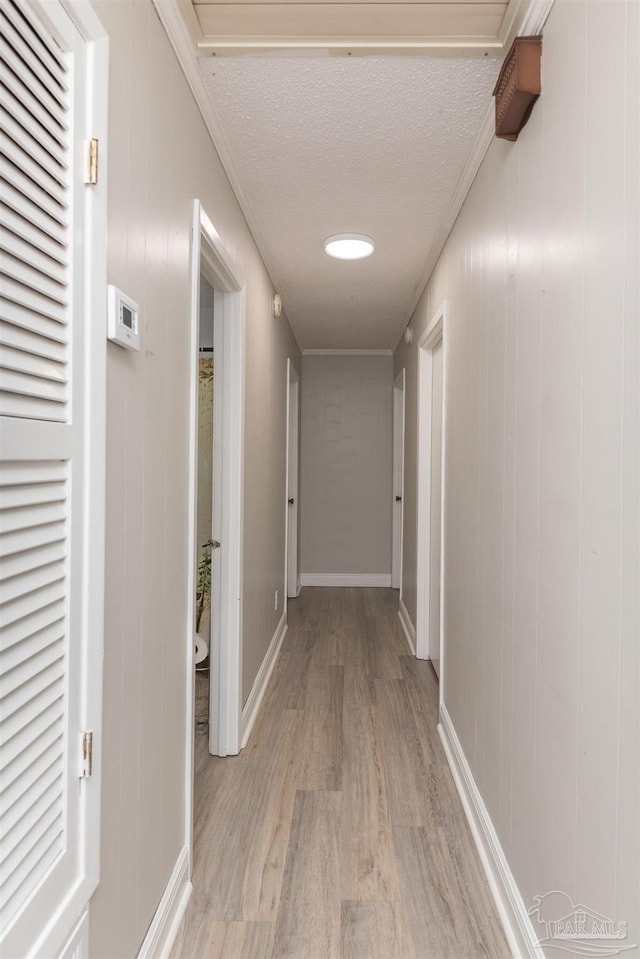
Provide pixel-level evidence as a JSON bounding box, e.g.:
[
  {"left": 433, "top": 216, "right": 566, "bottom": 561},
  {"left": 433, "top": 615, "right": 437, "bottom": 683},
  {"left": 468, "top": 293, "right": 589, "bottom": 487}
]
[{"left": 196, "top": 54, "right": 501, "bottom": 349}]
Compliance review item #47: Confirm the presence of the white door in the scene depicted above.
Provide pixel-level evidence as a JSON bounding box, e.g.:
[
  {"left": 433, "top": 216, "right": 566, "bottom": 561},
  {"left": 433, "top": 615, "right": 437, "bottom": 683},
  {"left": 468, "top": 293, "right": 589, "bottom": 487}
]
[
  {"left": 391, "top": 370, "right": 405, "bottom": 590},
  {"left": 286, "top": 362, "right": 299, "bottom": 600},
  {"left": 428, "top": 341, "right": 443, "bottom": 677},
  {"left": 0, "top": 0, "right": 107, "bottom": 956}
]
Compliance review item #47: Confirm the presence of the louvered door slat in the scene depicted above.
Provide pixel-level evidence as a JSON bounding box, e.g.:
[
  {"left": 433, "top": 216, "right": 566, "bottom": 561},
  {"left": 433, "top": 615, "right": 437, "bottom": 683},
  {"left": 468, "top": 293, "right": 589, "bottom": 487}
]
[
  {"left": 0, "top": 275, "right": 67, "bottom": 325},
  {"left": 0, "top": 343, "right": 67, "bottom": 387},
  {"left": 1, "top": 770, "right": 63, "bottom": 865},
  {"left": 1, "top": 229, "right": 67, "bottom": 284},
  {"left": 1, "top": 132, "right": 68, "bottom": 207},
  {"left": 1, "top": 83, "right": 68, "bottom": 169},
  {"left": 0, "top": 540, "right": 65, "bottom": 583},
  {"left": 0, "top": 697, "right": 63, "bottom": 773},
  {"left": 2, "top": 594, "right": 65, "bottom": 651},
  {"left": 1, "top": 103, "right": 68, "bottom": 182},
  {"left": 1, "top": 0, "right": 67, "bottom": 80},
  {"left": 0, "top": 320, "right": 67, "bottom": 363},
  {"left": 1, "top": 558, "right": 66, "bottom": 606},
  {"left": 0, "top": 392, "right": 67, "bottom": 421},
  {"left": 0, "top": 816, "right": 62, "bottom": 914},
  {"left": 0, "top": 616, "right": 65, "bottom": 677},
  {"left": 0, "top": 54, "right": 68, "bottom": 144},
  {"left": 2, "top": 577, "right": 66, "bottom": 630},
  {"left": 1, "top": 202, "right": 67, "bottom": 265},
  {"left": 0, "top": 12, "right": 67, "bottom": 107},
  {"left": 1, "top": 298, "right": 68, "bottom": 342},
  {"left": 0, "top": 368, "right": 67, "bottom": 409},
  {"left": 1, "top": 727, "right": 62, "bottom": 813},
  {"left": 0, "top": 37, "right": 69, "bottom": 133},
  {"left": 8, "top": 0, "right": 67, "bottom": 74},
  {"left": 1, "top": 0, "right": 105, "bottom": 952},
  {"left": 1, "top": 178, "right": 68, "bottom": 246},
  {"left": 0, "top": 473, "right": 66, "bottom": 508},
  {"left": 0, "top": 459, "right": 66, "bottom": 487},
  {"left": 0, "top": 640, "right": 64, "bottom": 703},
  {"left": 1, "top": 672, "right": 65, "bottom": 757},
  {"left": 1, "top": 162, "right": 68, "bottom": 234},
  {"left": 1, "top": 252, "right": 68, "bottom": 306}
]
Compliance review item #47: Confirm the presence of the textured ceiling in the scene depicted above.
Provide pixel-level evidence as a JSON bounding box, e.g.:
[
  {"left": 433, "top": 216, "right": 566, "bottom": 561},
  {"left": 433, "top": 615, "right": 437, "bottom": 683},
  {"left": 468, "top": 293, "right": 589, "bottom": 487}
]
[{"left": 197, "top": 55, "right": 501, "bottom": 349}]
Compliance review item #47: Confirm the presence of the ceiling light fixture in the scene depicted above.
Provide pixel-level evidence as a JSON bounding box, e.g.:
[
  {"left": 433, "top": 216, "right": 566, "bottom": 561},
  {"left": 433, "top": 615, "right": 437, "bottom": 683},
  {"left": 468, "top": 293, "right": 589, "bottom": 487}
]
[{"left": 324, "top": 234, "right": 374, "bottom": 260}]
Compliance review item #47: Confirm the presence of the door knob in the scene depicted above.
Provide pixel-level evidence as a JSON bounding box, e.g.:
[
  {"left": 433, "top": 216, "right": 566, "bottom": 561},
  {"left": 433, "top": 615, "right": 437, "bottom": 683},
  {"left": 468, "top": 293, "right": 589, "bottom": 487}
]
[
  {"left": 395, "top": 495, "right": 402, "bottom": 502},
  {"left": 288, "top": 498, "right": 294, "bottom": 505}
]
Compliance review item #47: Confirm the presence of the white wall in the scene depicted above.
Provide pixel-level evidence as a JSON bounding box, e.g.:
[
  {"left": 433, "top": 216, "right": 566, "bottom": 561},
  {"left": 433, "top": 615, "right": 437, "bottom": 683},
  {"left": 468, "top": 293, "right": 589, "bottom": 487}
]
[
  {"left": 89, "top": 1, "right": 299, "bottom": 954},
  {"left": 300, "top": 353, "right": 393, "bottom": 579},
  {"left": 395, "top": 0, "right": 638, "bottom": 947}
]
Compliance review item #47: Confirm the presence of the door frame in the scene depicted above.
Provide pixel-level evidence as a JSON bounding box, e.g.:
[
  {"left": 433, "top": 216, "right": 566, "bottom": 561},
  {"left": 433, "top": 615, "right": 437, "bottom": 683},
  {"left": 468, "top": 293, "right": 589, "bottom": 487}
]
[
  {"left": 391, "top": 369, "right": 406, "bottom": 591},
  {"left": 415, "top": 302, "right": 447, "bottom": 702},
  {"left": 186, "top": 201, "right": 245, "bottom": 847},
  {"left": 284, "top": 360, "right": 300, "bottom": 605}
]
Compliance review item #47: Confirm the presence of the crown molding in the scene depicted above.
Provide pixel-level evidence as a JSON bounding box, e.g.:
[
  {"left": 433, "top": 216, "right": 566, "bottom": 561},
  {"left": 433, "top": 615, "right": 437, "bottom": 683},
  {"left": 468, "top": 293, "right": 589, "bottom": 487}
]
[
  {"left": 516, "top": 0, "right": 556, "bottom": 37},
  {"left": 151, "top": 0, "right": 292, "bottom": 320}
]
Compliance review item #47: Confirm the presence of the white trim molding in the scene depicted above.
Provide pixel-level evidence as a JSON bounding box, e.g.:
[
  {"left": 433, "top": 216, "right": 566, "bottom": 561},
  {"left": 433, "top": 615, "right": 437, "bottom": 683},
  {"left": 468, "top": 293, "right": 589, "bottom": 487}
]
[
  {"left": 415, "top": 302, "right": 448, "bottom": 671},
  {"left": 299, "top": 573, "right": 392, "bottom": 587},
  {"left": 398, "top": 600, "right": 416, "bottom": 655},
  {"left": 136, "top": 846, "right": 192, "bottom": 959},
  {"left": 241, "top": 614, "right": 287, "bottom": 748},
  {"left": 302, "top": 349, "right": 393, "bottom": 357},
  {"left": 438, "top": 707, "right": 541, "bottom": 959}
]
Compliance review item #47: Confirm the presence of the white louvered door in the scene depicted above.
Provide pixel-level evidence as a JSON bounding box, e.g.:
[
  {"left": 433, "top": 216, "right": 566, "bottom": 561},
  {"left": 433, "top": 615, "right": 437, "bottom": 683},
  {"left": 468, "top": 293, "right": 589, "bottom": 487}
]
[{"left": 0, "top": 0, "right": 106, "bottom": 956}]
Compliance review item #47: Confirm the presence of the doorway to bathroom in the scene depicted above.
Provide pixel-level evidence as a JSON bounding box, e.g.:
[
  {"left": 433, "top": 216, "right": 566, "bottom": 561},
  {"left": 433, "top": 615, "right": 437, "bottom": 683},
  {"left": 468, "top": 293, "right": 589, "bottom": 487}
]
[{"left": 186, "top": 202, "right": 245, "bottom": 827}]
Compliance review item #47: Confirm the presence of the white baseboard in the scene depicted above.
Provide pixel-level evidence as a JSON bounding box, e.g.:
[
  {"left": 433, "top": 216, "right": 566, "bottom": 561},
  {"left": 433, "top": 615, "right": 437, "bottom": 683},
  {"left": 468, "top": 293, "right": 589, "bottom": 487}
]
[
  {"left": 437, "top": 706, "right": 540, "bottom": 959},
  {"left": 299, "top": 573, "right": 392, "bottom": 587},
  {"left": 241, "top": 613, "right": 287, "bottom": 748},
  {"left": 137, "top": 846, "right": 192, "bottom": 959},
  {"left": 398, "top": 599, "right": 416, "bottom": 655}
]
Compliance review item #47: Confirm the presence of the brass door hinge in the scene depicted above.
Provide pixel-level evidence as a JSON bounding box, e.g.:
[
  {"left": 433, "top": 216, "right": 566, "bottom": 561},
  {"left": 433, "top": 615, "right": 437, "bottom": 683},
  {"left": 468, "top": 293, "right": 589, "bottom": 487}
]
[
  {"left": 86, "top": 138, "right": 99, "bottom": 185},
  {"left": 80, "top": 730, "right": 93, "bottom": 777}
]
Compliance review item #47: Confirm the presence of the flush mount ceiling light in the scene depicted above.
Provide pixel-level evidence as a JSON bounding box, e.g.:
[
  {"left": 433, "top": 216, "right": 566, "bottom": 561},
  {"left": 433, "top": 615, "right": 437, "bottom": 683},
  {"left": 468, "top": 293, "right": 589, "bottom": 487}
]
[{"left": 324, "top": 234, "right": 374, "bottom": 260}]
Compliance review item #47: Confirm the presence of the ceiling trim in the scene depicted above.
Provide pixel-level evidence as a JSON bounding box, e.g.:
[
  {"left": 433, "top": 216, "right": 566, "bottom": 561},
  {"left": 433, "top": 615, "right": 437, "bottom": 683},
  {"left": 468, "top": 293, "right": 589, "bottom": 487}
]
[
  {"left": 151, "top": 0, "right": 298, "bottom": 341},
  {"left": 302, "top": 349, "right": 393, "bottom": 356},
  {"left": 197, "top": 38, "right": 505, "bottom": 56},
  {"left": 394, "top": 0, "right": 556, "bottom": 351}
]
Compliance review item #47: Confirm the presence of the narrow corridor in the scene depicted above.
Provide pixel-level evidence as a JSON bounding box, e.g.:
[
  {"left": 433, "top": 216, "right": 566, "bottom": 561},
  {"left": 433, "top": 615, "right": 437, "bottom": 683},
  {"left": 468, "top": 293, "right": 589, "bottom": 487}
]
[{"left": 171, "top": 588, "right": 509, "bottom": 958}]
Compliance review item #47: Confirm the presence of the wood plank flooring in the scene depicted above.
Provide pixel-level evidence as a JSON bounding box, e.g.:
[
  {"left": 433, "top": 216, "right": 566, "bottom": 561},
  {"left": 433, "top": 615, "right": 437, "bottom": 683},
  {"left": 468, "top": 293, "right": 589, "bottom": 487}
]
[{"left": 171, "top": 588, "right": 509, "bottom": 959}]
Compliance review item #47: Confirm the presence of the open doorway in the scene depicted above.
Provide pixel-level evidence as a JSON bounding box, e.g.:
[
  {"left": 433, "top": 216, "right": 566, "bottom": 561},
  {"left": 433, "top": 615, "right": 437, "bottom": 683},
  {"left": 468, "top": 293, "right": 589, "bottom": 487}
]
[
  {"left": 186, "top": 201, "right": 246, "bottom": 863},
  {"left": 285, "top": 360, "right": 300, "bottom": 604},
  {"left": 416, "top": 303, "right": 447, "bottom": 694}
]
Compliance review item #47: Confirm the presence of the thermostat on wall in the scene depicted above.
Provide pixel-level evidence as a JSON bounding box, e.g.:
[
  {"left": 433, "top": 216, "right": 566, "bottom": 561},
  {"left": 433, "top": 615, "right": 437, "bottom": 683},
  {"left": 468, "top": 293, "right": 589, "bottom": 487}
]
[{"left": 107, "top": 285, "right": 140, "bottom": 350}]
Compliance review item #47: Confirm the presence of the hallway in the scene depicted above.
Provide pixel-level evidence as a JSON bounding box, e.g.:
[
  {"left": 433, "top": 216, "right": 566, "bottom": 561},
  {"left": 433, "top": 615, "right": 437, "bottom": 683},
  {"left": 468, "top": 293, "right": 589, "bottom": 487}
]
[{"left": 171, "top": 589, "right": 509, "bottom": 958}]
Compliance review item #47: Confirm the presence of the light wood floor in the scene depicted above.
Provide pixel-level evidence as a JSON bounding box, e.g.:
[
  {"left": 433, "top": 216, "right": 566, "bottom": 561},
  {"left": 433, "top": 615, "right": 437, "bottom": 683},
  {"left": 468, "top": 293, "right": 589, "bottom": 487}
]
[{"left": 171, "top": 588, "right": 509, "bottom": 959}]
